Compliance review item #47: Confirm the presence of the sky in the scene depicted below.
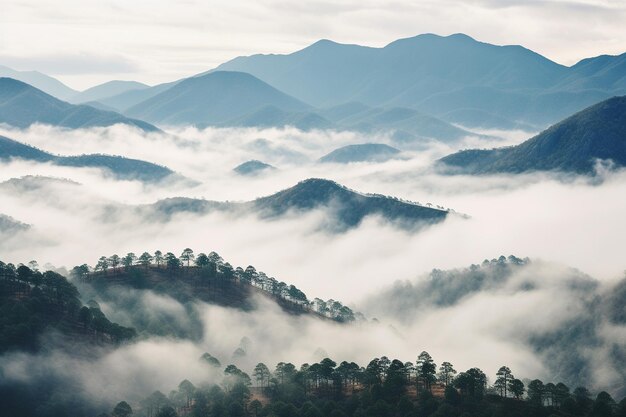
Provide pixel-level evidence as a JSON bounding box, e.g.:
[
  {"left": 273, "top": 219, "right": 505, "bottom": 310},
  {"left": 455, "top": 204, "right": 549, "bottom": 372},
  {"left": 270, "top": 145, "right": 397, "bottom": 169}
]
[{"left": 1, "top": 0, "right": 626, "bottom": 90}]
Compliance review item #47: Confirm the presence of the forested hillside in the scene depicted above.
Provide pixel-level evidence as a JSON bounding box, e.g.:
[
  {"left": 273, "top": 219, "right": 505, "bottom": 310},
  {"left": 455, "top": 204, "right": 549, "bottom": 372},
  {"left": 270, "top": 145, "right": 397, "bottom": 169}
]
[
  {"left": 76, "top": 247, "right": 358, "bottom": 340},
  {"left": 439, "top": 96, "right": 626, "bottom": 175},
  {"left": 0, "top": 260, "right": 135, "bottom": 353}
]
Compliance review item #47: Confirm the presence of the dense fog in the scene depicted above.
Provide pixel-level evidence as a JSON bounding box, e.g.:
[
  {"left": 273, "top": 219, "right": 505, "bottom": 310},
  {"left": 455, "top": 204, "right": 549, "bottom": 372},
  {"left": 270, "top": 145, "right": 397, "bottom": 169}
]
[{"left": 1, "top": 122, "right": 625, "bottom": 405}]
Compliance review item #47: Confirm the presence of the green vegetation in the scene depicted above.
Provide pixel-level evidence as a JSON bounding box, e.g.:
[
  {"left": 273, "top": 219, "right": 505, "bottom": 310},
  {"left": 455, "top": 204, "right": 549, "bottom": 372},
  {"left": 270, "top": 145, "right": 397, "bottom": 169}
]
[
  {"left": 78, "top": 248, "right": 359, "bottom": 329},
  {"left": 105, "top": 351, "right": 626, "bottom": 417},
  {"left": 0, "top": 259, "right": 136, "bottom": 353}
]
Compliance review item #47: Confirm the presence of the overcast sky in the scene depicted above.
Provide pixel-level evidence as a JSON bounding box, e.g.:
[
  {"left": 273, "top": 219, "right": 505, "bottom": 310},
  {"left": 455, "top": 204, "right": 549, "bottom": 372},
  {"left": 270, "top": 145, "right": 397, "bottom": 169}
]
[{"left": 1, "top": 0, "right": 626, "bottom": 90}]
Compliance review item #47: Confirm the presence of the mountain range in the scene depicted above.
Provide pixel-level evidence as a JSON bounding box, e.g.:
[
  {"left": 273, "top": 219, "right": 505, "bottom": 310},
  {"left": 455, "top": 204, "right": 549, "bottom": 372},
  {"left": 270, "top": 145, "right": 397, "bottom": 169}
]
[
  {"left": 122, "top": 71, "right": 478, "bottom": 143},
  {"left": 0, "top": 78, "right": 158, "bottom": 131},
  {"left": 4, "top": 33, "right": 625, "bottom": 139},
  {"left": 0, "top": 65, "right": 77, "bottom": 101},
  {"left": 0, "top": 135, "right": 176, "bottom": 182},
  {"left": 211, "top": 33, "right": 626, "bottom": 129},
  {"left": 439, "top": 95, "right": 626, "bottom": 175}
]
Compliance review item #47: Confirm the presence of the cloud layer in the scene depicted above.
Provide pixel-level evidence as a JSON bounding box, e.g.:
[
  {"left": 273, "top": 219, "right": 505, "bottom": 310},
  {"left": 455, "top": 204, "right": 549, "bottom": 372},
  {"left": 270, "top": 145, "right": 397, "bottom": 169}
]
[{"left": 1, "top": 122, "right": 625, "bottom": 409}]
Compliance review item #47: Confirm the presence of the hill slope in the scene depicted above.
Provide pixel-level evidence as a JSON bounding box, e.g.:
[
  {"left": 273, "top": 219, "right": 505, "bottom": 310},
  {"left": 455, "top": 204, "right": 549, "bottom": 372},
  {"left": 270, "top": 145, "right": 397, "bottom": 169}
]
[
  {"left": 0, "top": 135, "right": 176, "bottom": 182},
  {"left": 0, "top": 78, "right": 158, "bottom": 131},
  {"left": 0, "top": 261, "right": 136, "bottom": 353},
  {"left": 439, "top": 96, "right": 626, "bottom": 174},
  {"left": 126, "top": 71, "right": 310, "bottom": 126},
  {"left": 319, "top": 143, "right": 401, "bottom": 163},
  {"left": 211, "top": 33, "right": 625, "bottom": 127}
]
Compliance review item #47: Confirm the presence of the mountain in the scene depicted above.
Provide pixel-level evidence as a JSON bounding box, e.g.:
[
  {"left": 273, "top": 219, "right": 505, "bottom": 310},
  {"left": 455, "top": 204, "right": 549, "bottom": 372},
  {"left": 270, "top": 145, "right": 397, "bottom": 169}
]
[
  {"left": 211, "top": 33, "right": 626, "bottom": 128},
  {"left": 233, "top": 160, "right": 276, "bottom": 175},
  {"left": 319, "top": 143, "right": 401, "bottom": 163},
  {"left": 141, "top": 178, "right": 452, "bottom": 230},
  {"left": 0, "top": 65, "right": 77, "bottom": 100},
  {"left": 0, "top": 78, "right": 158, "bottom": 131},
  {"left": 77, "top": 261, "right": 335, "bottom": 341},
  {"left": 126, "top": 71, "right": 310, "bottom": 126},
  {"left": 438, "top": 96, "right": 626, "bottom": 175},
  {"left": 252, "top": 179, "right": 449, "bottom": 229},
  {"left": 69, "top": 80, "right": 149, "bottom": 104},
  {"left": 0, "top": 135, "right": 176, "bottom": 182}
]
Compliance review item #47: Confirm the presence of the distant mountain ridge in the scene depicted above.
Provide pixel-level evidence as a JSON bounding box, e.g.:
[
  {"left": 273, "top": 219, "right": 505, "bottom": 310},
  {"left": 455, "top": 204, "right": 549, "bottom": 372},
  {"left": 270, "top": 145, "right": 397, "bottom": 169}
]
[
  {"left": 142, "top": 178, "right": 453, "bottom": 231},
  {"left": 438, "top": 95, "right": 626, "bottom": 174},
  {"left": 123, "top": 71, "right": 479, "bottom": 143},
  {"left": 0, "top": 135, "right": 176, "bottom": 182},
  {"left": 0, "top": 65, "right": 78, "bottom": 100},
  {"left": 9, "top": 33, "right": 626, "bottom": 134},
  {"left": 0, "top": 78, "right": 158, "bottom": 132},
  {"left": 210, "top": 33, "right": 626, "bottom": 128}
]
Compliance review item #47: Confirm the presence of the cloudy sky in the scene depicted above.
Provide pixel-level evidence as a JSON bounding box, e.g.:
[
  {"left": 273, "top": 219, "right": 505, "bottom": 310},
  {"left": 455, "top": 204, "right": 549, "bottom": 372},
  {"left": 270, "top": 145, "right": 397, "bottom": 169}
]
[{"left": 1, "top": 0, "right": 626, "bottom": 89}]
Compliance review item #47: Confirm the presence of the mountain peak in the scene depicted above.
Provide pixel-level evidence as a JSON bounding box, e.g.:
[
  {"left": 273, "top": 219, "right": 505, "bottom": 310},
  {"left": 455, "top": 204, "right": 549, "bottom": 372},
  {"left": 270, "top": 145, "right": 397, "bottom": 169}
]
[
  {"left": 252, "top": 178, "right": 450, "bottom": 229},
  {"left": 127, "top": 70, "right": 310, "bottom": 126},
  {"left": 309, "top": 38, "right": 339, "bottom": 48}
]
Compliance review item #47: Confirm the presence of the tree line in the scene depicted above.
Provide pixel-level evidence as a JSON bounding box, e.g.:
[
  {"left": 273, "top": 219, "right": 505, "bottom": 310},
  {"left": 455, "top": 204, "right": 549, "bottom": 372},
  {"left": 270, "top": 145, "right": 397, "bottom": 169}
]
[
  {"left": 73, "top": 249, "right": 358, "bottom": 323},
  {"left": 106, "top": 350, "right": 626, "bottom": 417}
]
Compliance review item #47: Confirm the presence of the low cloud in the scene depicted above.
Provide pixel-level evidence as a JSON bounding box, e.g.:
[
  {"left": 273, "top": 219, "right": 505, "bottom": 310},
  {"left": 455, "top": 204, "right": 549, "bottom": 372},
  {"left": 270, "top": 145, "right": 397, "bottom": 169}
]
[{"left": 0, "top": 123, "right": 625, "bottom": 406}]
